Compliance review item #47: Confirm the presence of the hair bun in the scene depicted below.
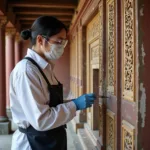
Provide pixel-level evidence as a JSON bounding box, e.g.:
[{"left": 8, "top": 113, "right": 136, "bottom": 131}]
[{"left": 21, "top": 29, "right": 31, "bottom": 40}]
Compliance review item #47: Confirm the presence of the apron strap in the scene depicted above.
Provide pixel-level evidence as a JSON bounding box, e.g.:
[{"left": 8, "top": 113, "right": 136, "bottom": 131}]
[{"left": 24, "top": 57, "right": 51, "bottom": 87}]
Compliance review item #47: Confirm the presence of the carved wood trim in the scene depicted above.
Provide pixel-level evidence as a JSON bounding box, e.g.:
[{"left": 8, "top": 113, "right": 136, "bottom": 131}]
[
  {"left": 106, "top": 109, "right": 115, "bottom": 150},
  {"left": 106, "top": 0, "right": 116, "bottom": 95},
  {"left": 0, "top": 16, "right": 7, "bottom": 28},
  {"left": 6, "top": 28, "right": 16, "bottom": 36},
  {"left": 122, "top": 0, "right": 136, "bottom": 101},
  {"left": 99, "top": 2, "right": 103, "bottom": 88},
  {"left": 122, "top": 120, "right": 135, "bottom": 150}
]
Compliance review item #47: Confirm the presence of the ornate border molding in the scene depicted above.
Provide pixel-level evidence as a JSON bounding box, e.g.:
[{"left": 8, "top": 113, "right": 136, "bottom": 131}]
[
  {"left": 122, "top": 120, "right": 135, "bottom": 150},
  {"left": 0, "top": 16, "right": 7, "bottom": 28},
  {"left": 106, "top": 109, "right": 115, "bottom": 150},
  {"left": 6, "top": 28, "right": 16, "bottom": 36}
]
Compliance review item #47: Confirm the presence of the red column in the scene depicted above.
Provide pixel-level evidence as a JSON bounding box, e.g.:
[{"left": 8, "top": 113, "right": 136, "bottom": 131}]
[
  {"left": 5, "top": 28, "right": 16, "bottom": 109},
  {"left": 0, "top": 16, "right": 8, "bottom": 122},
  {"left": 15, "top": 33, "right": 22, "bottom": 64}
]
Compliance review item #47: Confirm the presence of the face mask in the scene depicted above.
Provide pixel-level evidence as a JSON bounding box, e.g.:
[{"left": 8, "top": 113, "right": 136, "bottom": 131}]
[{"left": 44, "top": 43, "right": 64, "bottom": 60}]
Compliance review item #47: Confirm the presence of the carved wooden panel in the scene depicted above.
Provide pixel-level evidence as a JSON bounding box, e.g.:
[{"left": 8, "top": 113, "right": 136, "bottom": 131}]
[
  {"left": 106, "top": 0, "right": 116, "bottom": 95},
  {"left": 0, "top": 16, "right": 7, "bottom": 28},
  {"left": 99, "top": 2, "right": 103, "bottom": 88},
  {"left": 90, "top": 39, "right": 99, "bottom": 69},
  {"left": 122, "top": 0, "right": 136, "bottom": 101},
  {"left": 86, "top": 12, "right": 100, "bottom": 93},
  {"left": 87, "top": 13, "right": 100, "bottom": 42},
  {"left": 122, "top": 120, "right": 135, "bottom": 150},
  {"left": 106, "top": 110, "right": 115, "bottom": 150},
  {"left": 99, "top": 104, "right": 103, "bottom": 136}
]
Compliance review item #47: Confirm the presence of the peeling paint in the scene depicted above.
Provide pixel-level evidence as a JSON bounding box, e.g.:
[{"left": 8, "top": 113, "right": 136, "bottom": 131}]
[
  {"left": 140, "top": 83, "right": 146, "bottom": 128},
  {"left": 141, "top": 44, "right": 146, "bottom": 65},
  {"left": 140, "top": 6, "right": 144, "bottom": 16}
]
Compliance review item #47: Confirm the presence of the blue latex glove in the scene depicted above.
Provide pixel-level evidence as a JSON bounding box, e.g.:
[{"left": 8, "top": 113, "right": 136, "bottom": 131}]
[{"left": 73, "top": 93, "right": 96, "bottom": 110}]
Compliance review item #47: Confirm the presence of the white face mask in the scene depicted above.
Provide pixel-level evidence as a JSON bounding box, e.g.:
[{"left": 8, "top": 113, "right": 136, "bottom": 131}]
[{"left": 44, "top": 43, "right": 64, "bottom": 60}]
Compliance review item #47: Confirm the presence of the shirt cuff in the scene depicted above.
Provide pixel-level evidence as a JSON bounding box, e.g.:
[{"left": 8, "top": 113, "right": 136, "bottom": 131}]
[{"left": 67, "top": 101, "right": 77, "bottom": 118}]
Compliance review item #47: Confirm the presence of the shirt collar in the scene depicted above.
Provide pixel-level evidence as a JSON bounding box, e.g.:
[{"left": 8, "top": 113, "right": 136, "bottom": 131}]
[{"left": 26, "top": 48, "right": 49, "bottom": 70}]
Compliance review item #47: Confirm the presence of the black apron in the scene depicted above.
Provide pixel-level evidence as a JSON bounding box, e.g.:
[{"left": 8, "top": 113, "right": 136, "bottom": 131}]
[{"left": 19, "top": 57, "right": 67, "bottom": 150}]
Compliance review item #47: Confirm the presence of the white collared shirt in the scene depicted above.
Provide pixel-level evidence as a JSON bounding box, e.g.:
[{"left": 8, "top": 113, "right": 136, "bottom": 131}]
[{"left": 10, "top": 48, "right": 76, "bottom": 150}]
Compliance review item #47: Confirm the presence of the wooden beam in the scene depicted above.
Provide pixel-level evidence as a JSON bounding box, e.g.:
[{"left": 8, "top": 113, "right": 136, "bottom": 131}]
[
  {"left": 21, "top": 24, "right": 70, "bottom": 30},
  {"left": 18, "top": 17, "right": 72, "bottom": 22},
  {"left": 15, "top": 11, "right": 73, "bottom": 16},
  {"left": 20, "top": 21, "right": 33, "bottom": 25},
  {"left": 21, "top": 21, "right": 70, "bottom": 26},
  {"left": 9, "top": 2, "right": 77, "bottom": 9},
  {"left": 14, "top": 7, "right": 74, "bottom": 13}
]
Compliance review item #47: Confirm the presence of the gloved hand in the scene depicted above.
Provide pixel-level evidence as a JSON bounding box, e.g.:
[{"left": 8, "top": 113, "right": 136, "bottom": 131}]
[{"left": 73, "top": 93, "right": 96, "bottom": 110}]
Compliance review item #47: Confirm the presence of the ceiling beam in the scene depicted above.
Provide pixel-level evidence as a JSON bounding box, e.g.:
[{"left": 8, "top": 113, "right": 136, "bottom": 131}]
[
  {"left": 21, "top": 24, "right": 70, "bottom": 30},
  {"left": 18, "top": 17, "right": 72, "bottom": 22},
  {"left": 15, "top": 11, "right": 73, "bottom": 16},
  {"left": 21, "top": 21, "right": 70, "bottom": 25},
  {"left": 9, "top": 2, "right": 77, "bottom": 9}
]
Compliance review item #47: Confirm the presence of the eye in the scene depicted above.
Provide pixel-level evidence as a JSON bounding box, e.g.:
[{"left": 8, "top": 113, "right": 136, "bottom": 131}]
[{"left": 56, "top": 39, "right": 63, "bottom": 44}]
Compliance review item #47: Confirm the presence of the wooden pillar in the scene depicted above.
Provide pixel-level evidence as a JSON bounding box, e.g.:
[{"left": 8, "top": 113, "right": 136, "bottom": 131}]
[
  {"left": 5, "top": 28, "right": 16, "bottom": 110},
  {"left": 0, "top": 16, "right": 8, "bottom": 122},
  {"left": 0, "top": 16, "right": 10, "bottom": 135},
  {"left": 15, "top": 32, "right": 22, "bottom": 64}
]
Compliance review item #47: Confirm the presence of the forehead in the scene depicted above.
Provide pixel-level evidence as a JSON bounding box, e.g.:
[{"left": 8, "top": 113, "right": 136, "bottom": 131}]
[{"left": 51, "top": 28, "right": 67, "bottom": 39}]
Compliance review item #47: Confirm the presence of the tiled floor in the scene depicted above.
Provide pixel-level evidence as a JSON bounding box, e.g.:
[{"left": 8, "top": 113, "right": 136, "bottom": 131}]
[{"left": 0, "top": 123, "right": 83, "bottom": 150}]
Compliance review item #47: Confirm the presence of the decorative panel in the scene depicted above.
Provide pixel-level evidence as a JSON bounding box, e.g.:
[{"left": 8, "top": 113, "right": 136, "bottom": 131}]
[
  {"left": 106, "top": 110, "right": 115, "bottom": 150},
  {"left": 99, "top": 2, "right": 103, "bottom": 87},
  {"left": 122, "top": 120, "right": 135, "bottom": 150},
  {"left": 99, "top": 104, "right": 103, "bottom": 136},
  {"left": 106, "top": 0, "right": 116, "bottom": 95},
  {"left": 86, "top": 12, "right": 100, "bottom": 93},
  {"left": 122, "top": 0, "right": 136, "bottom": 101},
  {"left": 87, "top": 13, "right": 100, "bottom": 42},
  {"left": 90, "top": 39, "right": 99, "bottom": 68}
]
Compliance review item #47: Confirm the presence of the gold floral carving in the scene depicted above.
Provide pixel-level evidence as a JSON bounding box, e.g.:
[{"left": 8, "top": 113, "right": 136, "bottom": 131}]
[
  {"left": 87, "top": 13, "right": 100, "bottom": 42},
  {"left": 99, "top": 2, "right": 103, "bottom": 87},
  {"left": 122, "top": 0, "right": 135, "bottom": 101},
  {"left": 91, "top": 42, "right": 99, "bottom": 67},
  {"left": 15, "top": 32, "right": 22, "bottom": 42},
  {"left": 0, "top": 16, "right": 7, "bottom": 28},
  {"left": 122, "top": 120, "right": 135, "bottom": 150},
  {"left": 106, "top": 110, "right": 115, "bottom": 150},
  {"left": 107, "top": 0, "right": 116, "bottom": 95},
  {"left": 99, "top": 104, "right": 103, "bottom": 136},
  {"left": 6, "top": 28, "right": 16, "bottom": 36}
]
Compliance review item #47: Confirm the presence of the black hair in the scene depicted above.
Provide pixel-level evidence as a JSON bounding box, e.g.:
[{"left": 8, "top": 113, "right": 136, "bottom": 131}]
[{"left": 21, "top": 16, "right": 67, "bottom": 45}]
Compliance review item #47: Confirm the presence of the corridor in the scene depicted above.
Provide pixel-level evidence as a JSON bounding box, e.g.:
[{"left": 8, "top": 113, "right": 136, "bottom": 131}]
[
  {"left": 0, "top": 123, "right": 83, "bottom": 150},
  {"left": 0, "top": 0, "right": 150, "bottom": 149}
]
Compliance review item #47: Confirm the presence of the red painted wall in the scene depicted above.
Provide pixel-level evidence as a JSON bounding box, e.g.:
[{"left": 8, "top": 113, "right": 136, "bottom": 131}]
[
  {"left": 21, "top": 41, "right": 70, "bottom": 99},
  {"left": 141, "top": 0, "right": 150, "bottom": 149}
]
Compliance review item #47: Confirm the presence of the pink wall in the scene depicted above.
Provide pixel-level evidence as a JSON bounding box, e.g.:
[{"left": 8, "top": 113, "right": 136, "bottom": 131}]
[
  {"left": 21, "top": 40, "right": 30, "bottom": 58},
  {"left": 53, "top": 44, "right": 70, "bottom": 99},
  {"left": 21, "top": 41, "right": 70, "bottom": 99}
]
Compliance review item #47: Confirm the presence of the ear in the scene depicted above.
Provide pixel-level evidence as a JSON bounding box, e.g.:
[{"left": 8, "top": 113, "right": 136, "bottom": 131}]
[{"left": 36, "top": 35, "right": 43, "bottom": 45}]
